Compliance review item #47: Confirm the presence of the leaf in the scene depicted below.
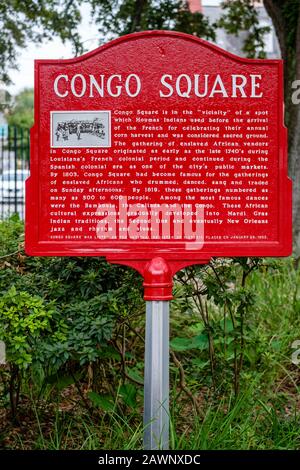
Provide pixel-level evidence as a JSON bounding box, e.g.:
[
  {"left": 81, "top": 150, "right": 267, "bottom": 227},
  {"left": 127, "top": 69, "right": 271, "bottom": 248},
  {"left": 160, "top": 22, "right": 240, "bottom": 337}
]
[
  {"left": 170, "top": 337, "right": 192, "bottom": 351},
  {"left": 170, "top": 334, "right": 209, "bottom": 351},
  {"left": 270, "top": 339, "right": 281, "bottom": 351},
  {"left": 119, "top": 383, "right": 137, "bottom": 409},
  {"left": 191, "top": 334, "right": 209, "bottom": 350},
  {"left": 96, "top": 345, "right": 120, "bottom": 360},
  {"left": 191, "top": 359, "right": 210, "bottom": 369},
  {"left": 126, "top": 368, "right": 144, "bottom": 384},
  {"left": 220, "top": 318, "right": 235, "bottom": 333},
  {"left": 88, "top": 392, "right": 115, "bottom": 411},
  {"left": 44, "top": 372, "right": 80, "bottom": 391}
]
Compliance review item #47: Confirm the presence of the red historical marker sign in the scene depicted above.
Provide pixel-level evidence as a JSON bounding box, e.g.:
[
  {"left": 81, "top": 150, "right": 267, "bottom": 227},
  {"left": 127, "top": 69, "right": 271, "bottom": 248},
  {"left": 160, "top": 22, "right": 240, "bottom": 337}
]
[{"left": 25, "top": 31, "right": 292, "bottom": 297}]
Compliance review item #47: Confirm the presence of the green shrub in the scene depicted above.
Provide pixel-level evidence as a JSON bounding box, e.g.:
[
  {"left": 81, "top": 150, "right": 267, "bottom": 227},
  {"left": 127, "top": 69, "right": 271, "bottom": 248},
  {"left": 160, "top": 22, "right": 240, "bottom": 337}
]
[
  {"left": 0, "top": 286, "right": 59, "bottom": 368},
  {"left": 0, "top": 286, "right": 66, "bottom": 418},
  {"left": 0, "top": 217, "right": 144, "bottom": 418}
]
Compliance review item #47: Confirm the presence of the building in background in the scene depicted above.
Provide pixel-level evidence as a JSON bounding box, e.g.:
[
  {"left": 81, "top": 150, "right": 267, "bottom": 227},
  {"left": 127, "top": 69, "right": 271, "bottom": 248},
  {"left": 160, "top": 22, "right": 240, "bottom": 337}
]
[
  {"left": 188, "top": 0, "right": 280, "bottom": 58},
  {"left": 0, "top": 115, "right": 8, "bottom": 139},
  {"left": 188, "top": 0, "right": 203, "bottom": 13}
]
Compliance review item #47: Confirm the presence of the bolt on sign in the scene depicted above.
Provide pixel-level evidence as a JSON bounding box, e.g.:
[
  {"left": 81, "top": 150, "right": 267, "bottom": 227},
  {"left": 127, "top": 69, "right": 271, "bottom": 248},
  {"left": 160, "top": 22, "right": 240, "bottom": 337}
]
[{"left": 25, "top": 31, "right": 292, "bottom": 296}]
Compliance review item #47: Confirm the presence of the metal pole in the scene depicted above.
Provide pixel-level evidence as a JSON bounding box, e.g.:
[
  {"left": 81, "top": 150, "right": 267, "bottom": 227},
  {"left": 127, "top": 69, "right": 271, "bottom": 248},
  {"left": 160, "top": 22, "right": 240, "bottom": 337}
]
[{"left": 144, "top": 300, "right": 169, "bottom": 450}]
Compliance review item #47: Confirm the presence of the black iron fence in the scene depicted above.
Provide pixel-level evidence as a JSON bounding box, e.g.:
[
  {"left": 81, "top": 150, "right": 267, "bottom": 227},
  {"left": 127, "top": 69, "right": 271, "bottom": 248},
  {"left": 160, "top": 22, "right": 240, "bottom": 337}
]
[{"left": 0, "top": 126, "right": 30, "bottom": 220}]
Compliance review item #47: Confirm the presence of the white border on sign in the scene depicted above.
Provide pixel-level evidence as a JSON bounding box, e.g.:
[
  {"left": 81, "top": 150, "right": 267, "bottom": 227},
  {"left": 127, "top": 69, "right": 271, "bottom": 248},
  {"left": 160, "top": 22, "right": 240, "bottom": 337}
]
[{"left": 50, "top": 110, "right": 112, "bottom": 148}]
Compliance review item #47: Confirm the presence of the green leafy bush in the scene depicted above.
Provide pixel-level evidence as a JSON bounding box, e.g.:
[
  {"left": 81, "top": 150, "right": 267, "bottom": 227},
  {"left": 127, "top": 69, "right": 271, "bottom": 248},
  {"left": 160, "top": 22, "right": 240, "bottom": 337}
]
[
  {"left": 0, "top": 287, "right": 59, "bottom": 369},
  {"left": 0, "top": 285, "right": 66, "bottom": 418},
  {"left": 0, "top": 217, "right": 144, "bottom": 417}
]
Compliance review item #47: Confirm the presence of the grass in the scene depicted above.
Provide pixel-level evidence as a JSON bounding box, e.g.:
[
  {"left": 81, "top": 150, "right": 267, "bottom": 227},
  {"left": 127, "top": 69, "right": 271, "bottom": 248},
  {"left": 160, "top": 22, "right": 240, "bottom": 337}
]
[{"left": 4, "top": 382, "right": 300, "bottom": 450}]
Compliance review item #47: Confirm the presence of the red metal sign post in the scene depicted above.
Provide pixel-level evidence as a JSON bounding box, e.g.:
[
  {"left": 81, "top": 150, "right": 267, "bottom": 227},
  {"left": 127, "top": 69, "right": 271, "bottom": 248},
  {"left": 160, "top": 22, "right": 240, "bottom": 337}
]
[{"left": 25, "top": 31, "right": 292, "bottom": 449}]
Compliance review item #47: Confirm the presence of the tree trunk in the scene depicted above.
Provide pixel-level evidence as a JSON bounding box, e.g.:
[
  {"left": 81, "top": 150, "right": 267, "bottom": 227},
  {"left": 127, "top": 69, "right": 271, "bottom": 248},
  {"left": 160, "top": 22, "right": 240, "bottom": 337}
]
[
  {"left": 131, "top": 0, "right": 148, "bottom": 32},
  {"left": 289, "top": 104, "right": 300, "bottom": 253}
]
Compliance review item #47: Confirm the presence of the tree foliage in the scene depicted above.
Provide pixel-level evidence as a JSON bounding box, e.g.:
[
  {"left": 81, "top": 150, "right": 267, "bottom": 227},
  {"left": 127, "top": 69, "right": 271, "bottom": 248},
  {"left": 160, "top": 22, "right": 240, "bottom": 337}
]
[
  {"left": 218, "top": 0, "right": 270, "bottom": 58},
  {"left": 6, "top": 88, "right": 34, "bottom": 128},
  {"left": 0, "top": 0, "right": 84, "bottom": 84},
  {"left": 89, "top": 0, "right": 216, "bottom": 40}
]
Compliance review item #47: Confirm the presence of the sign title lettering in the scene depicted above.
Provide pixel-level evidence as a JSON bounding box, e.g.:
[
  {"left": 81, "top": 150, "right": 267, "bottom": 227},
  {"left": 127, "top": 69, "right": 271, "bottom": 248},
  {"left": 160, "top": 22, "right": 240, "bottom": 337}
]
[{"left": 53, "top": 73, "right": 263, "bottom": 99}]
